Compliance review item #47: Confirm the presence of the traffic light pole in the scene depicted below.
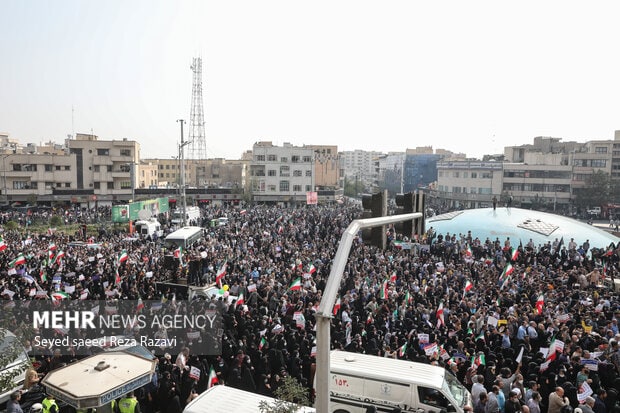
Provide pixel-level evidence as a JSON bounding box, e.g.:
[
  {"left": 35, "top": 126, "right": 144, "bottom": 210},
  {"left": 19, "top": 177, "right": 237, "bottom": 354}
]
[{"left": 315, "top": 212, "right": 423, "bottom": 413}]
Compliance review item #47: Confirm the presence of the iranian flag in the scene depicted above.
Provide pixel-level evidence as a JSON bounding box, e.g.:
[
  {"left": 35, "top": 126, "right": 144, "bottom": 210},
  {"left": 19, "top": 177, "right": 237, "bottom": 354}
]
[
  {"left": 379, "top": 279, "right": 389, "bottom": 300},
  {"left": 259, "top": 336, "right": 267, "bottom": 350},
  {"left": 289, "top": 277, "right": 302, "bottom": 291},
  {"left": 546, "top": 337, "right": 557, "bottom": 361},
  {"left": 54, "top": 250, "right": 65, "bottom": 265},
  {"left": 174, "top": 247, "right": 183, "bottom": 266},
  {"left": 51, "top": 291, "right": 70, "bottom": 301},
  {"left": 0, "top": 236, "right": 6, "bottom": 252},
  {"left": 10, "top": 253, "right": 26, "bottom": 267},
  {"left": 498, "top": 263, "right": 514, "bottom": 289},
  {"left": 136, "top": 298, "right": 145, "bottom": 312},
  {"left": 307, "top": 264, "right": 316, "bottom": 274},
  {"left": 472, "top": 353, "right": 486, "bottom": 366},
  {"left": 398, "top": 342, "right": 408, "bottom": 357},
  {"left": 48, "top": 242, "right": 57, "bottom": 251},
  {"left": 236, "top": 292, "right": 245, "bottom": 308},
  {"left": 465, "top": 244, "right": 473, "bottom": 257},
  {"left": 117, "top": 250, "right": 128, "bottom": 264},
  {"left": 511, "top": 247, "right": 520, "bottom": 261},
  {"left": 333, "top": 297, "right": 341, "bottom": 315},
  {"left": 389, "top": 272, "right": 397, "bottom": 283},
  {"left": 366, "top": 313, "right": 374, "bottom": 324},
  {"left": 216, "top": 261, "right": 227, "bottom": 287},
  {"left": 464, "top": 280, "right": 473, "bottom": 294},
  {"left": 48, "top": 248, "right": 54, "bottom": 261},
  {"left": 536, "top": 294, "right": 545, "bottom": 315},
  {"left": 207, "top": 366, "right": 218, "bottom": 388},
  {"left": 115, "top": 269, "right": 121, "bottom": 286},
  {"left": 404, "top": 291, "right": 412, "bottom": 305},
  {"left": 436, "top": 301, "right": 445, "bottom": 327}
]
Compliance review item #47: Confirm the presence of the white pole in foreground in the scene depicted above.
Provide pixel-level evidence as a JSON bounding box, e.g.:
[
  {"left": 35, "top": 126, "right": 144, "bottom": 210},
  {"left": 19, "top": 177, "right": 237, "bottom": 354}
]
[{"left": 314, "top": 212, "right": 423, "bottom": 413}]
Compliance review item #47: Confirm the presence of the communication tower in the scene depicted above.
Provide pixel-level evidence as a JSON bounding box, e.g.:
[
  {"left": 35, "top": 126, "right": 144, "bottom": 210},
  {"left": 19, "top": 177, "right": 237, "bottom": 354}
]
[{"left": 189, "top": 57, "right": 206, "bottom": 161}]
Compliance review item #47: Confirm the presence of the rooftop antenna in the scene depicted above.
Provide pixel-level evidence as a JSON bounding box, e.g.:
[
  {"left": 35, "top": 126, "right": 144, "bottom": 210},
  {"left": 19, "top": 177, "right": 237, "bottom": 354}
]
[{"left": 189, "top": 57, "right": 206, "bottom": 162}]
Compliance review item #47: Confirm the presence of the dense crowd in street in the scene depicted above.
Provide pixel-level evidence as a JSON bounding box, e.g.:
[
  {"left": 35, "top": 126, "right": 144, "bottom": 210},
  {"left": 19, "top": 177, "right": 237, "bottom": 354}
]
[{"left": 2, "top": 202, "right": 620, "bottom": 413}]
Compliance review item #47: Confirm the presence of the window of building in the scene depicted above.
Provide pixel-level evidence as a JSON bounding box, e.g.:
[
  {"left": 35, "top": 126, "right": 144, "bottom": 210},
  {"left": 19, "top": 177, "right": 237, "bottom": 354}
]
[
  {"left": 107, "top": 182, "right": 114, "bottom": 189},
  {"left": 303, "top": 156, "right": 312, "bottom": 162},
  {"left": 280, "top": 180, "right": 290, "bottom": 191},
  {"left": 595, "top": 147, "right": 608, "bottom": 154},
  {"left": 23, "top": 164, "right": 37, "bottom": 172},
  {"left": 120, "top": 149, "right": 131, "bottom": 156},
  {"left": 55, "top": 183, "right": 61, "bottom": 188},
  {"left": 306, "top": 170, "right": 312, "bottom": 177},
  {"left": 97, "top": 148, "right": 109, "bottom": 156},
  {"left": 452, "top": 187, "right": 461, "bottom": 193},
  {"left": 45, "top": 164, "right": 53, "bottom": 172},
  {"left": 252, "top": 180, "right": 265, "bottom": 192},
  {"left": 280, "top": 157, "right": 288, "bottom": 163},
  {"left": 55, "top": 165, "right": 61, "bottom": 171},
  {"left": 268, "top": 170, "right": 277, "bottom": 177},
  {"left": 45, "top": 182, "right": 53, "bottom": 189},
  {"left": 463, "top": 172, "right": 468, "bottom": 179},
  {"left": 471, "top": 172, "right": 477, "bottom": 178},
  {"left": 166, "top": 164, "right": 170, "bottom": 169},
  {"left": 293, "top": 170, "right": 302, "bottom": 177},
  {"left": 292, "top": 155, "right": 300, "bottom": 163},
  {"left": 438, "top": 171, "right": 443, "bottom": 177},
  {"left": 592, "top": 159, "right": 607, "bottom": 167},
  {"left": 255, "top": 155, "right": 265, "bottom": 162},
  {"left": 267, "top": 185, "right": 276, "bottom": 192},
  {"left": 94, "top": 182, "right": 100, "bottom": 189},
  {"left": 64, "top": 166, "right": 70, "bottom": 171},
  {"left": 120, "top": 181, "right": 131, "bottom": 189},
  {"left": 280, "top": 166, "right": 290, "bottom": 177},
  {"left": 267, "top": 154, "right": 277, "bottom": 161},
  {"left": 107, "top": 165, "right": 112, "bottom": 172},
  {"left": 481, "top": 172, "right": 492, "bottom": 179},
  {"left": 12, "top": 181, "right": 28, "bottom": 189},
  {"left": 30, "top": 182, "right": 38, "bottom": 189},
  {"left": 64, "top": 183, "right": 70, "bottom": 188},
  {"left": 305, "top": 185, "right": 311, "bottom": 191},
  {"left": 453, "top": 172, "right": 459, "bottom": 178},
  {"left": 479, "top": 188, "right": 491, "bottom": 194}
]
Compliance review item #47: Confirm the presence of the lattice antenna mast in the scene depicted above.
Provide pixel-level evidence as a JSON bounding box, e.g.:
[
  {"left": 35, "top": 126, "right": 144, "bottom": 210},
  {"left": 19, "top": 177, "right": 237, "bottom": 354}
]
[{"left": 189, "top": 57, "right": 206, "bottom": 161}]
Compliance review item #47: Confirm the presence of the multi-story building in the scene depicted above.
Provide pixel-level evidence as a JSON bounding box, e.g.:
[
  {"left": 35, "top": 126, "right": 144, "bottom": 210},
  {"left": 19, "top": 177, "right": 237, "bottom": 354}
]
[
  {"left": 341, "top": 149, "right": 383, "bottom": 192},
  {"left": 376, "top": 152, "right": 406, "bottom": 195},
  {"left": 138, "top": 162, "right": 159, "bottom": 189},
  {"left": 249, "top": 141, "right": 314, "bottom": 203},
  {"left": 435, "top": 160, "right": 503, "bottom": 209},
  {"left": 66, "top": 133, "right": 140, "bottom": 203},
  {"left": 305, "top": 145, "right": 340, "bottom": 190}
]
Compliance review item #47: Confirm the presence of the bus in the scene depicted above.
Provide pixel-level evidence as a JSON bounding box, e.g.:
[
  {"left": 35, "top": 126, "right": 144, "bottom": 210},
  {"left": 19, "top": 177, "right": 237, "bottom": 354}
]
[{"left": 164, "top": 226, "right": 203, "bottom": 249}]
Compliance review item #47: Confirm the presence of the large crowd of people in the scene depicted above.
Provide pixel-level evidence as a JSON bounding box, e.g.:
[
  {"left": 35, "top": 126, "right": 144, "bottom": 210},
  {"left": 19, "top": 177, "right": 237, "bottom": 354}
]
[{"left": 2, "top": 202, "right": 620, "bottom": 413}]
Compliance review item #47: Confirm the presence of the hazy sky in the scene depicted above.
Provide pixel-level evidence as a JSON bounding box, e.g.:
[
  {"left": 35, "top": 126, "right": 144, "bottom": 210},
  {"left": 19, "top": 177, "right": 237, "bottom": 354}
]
[{"left": 2, "top": 1, "right": 620, "bottom": 160}]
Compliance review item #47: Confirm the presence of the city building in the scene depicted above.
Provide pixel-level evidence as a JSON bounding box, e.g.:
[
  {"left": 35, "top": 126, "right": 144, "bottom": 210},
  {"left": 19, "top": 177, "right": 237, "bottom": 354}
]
[
  {"left": 249, "top": 141, "right": 314, "bottom": 204},
  {"left": 341, "top": 149, "right": 383, "bottom": 192},
  {"left": 305, "top": 145, "right": 340, "bottom": 190},
  {"left": 434, "top": 160, "right": 503, "bottom": 209}
]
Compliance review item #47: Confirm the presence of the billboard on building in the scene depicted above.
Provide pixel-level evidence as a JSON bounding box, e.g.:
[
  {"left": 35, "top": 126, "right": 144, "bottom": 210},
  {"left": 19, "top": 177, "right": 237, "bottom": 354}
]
[
  {"left": 306, "top": 191, "right": 318, "bottom": 205},
  {"left": 112, "top": 198, "right": 169, "bottom": 222}
]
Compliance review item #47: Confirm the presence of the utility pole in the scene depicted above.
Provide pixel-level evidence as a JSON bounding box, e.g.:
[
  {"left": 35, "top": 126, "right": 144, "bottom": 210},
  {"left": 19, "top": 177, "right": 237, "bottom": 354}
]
[
  {"left": 177, "top": 119, "right": 192, "bottom": 227},
  {"left": 177, "top": 119, "right": 187, "bottom": 227}
]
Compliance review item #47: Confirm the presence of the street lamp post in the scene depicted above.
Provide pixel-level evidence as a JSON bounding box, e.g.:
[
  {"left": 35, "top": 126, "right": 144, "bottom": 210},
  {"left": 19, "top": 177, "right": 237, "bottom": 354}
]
[{"left": 177, "top": 119, "right": 192, "bottom": 227}]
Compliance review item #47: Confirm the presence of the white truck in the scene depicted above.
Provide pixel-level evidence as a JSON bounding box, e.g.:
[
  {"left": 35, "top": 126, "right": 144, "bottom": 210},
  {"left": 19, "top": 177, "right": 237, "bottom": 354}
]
[
  {"left": 134, "top": 219, "right": 163, "bottom": 240},
  {"left": 327, "top": 350, "right": 472, "bottom": 413},
  {"left": 171, "top": 206, "right": 201, "bottom": 226},
  {"left": 184, "top": 385, "right": 315, "bottom": 413}
]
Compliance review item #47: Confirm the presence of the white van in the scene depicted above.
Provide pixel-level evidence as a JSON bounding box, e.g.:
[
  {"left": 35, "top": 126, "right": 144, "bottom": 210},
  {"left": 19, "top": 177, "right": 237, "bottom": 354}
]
[
  {"left": 328, "top": 350, "right": 472, "bottom": 413},
  {"left": 171, "top": 206, "right": 201, "bottom": 226},
  {"left": 134, "top": 219, "right": 163, "bottom": 240},
  {"left": 183, "top": 385, "right": 315, "bottom": 413},
  {"left": 0, "top": 331, "right": 30, "bottom": 405},
  {"left": 164, "top": 226, "right": 203, "bottom": 249}
]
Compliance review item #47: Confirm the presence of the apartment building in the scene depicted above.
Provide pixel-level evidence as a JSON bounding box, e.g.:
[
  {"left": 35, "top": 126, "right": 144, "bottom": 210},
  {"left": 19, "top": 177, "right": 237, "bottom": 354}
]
[
  {"left": 435, "top": 160, "right": 503, "bottom": 209},
  {"left": 66, "top": 133, "right": 140, "bottom": 203},
  {"left": 304, "top": 145, "right": 340, "bottom": 190},
  {"left": 249, "top": 141, "right": 314, "bottom": 203},
  {"left": 341, "top": 149, "right": 383, "bottom": 191}
]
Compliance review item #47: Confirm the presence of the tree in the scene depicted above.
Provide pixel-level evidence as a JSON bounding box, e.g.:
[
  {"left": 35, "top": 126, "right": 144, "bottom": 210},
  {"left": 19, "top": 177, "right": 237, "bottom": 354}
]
[
  {"left": 258, "top": 375, "right": 311, "bottom": 413},
  {"left": 574, "top": 170, "right": 610, "bottom": 210}
]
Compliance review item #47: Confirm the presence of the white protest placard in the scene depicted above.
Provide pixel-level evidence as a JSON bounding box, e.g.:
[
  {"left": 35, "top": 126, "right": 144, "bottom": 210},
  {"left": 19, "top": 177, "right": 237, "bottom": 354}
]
[
  {"left": 64, "top": 285, "right": 75, "bottom": 294},
  {"left": 424, "top": 342, "right": 438, "bottom": 356},
  {"left": 554, "top": 339, "right": 565, "bottom": 353},
  {"left": 187, "top": 331, "right": 201, "bottom": 340},
  {"left": 145, "top": 271, "right": 153, "bottom": 278},
  {"left": 248, "top": 284, "right": 257, "bottom": 293},
  {"left": 418, "top": 333, "right": 430, "bottom": 344},
  {"left": 487, "top": 316, "right": 499, "bottom": 327},
  {"left": 578, "top": 382, "right": 593, "bottom": 403},
  {"left": 516, "top": 347, "right": 524, "bottom": 364},
  {"left": 189, "top": 366, "right": 200, "bottom": 380},
  {"left": 88, "top": 257, "right": 95, "bottom": 262}
]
